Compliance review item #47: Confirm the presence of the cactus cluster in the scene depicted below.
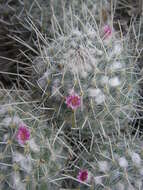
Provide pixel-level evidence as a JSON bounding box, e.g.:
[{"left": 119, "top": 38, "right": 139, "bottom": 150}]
[
  {"left": 70, "top": 133, "right": 143, "bottom": 190},
  {"left": 0, "top": 89, "right": 69, "bottom": 190},
  {"left": 32, "top": 1, "right": 140, "bottom": 136},
  {"left": 0, "top": 0, "right": 142, "bottom": 189}
]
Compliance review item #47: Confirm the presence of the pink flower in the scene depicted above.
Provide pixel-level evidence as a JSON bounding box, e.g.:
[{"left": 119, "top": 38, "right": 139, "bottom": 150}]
[
  {"left": 77, "top": 170, "right": 89, "bottom": 182},
  {"left": 103, "top": 25, "right": 112, "bottom": 39},
  {"left": 17, "top": 125, "right": 30, "bottom": 145},
  {"left": 65, "top": 93, "right": 81, "bottom": 110}
]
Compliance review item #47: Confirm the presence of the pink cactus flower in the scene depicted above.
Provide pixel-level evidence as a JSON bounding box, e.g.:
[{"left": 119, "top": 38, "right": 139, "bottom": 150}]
[
  {"left": 65, "top": 93, "right": 81, "bottom": 110},
  {"left": 103, "top": 25, "right": 112, "bottom": 39},
  {"left": 17, "top": 125, "right": 30, "bottom": 145},
  {"left": 77, "top": 170, "right": 89, "bottom": 182}
]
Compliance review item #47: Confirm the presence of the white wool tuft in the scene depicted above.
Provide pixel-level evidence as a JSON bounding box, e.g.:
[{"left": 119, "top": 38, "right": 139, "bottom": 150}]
[
  {"left": 2, "top": 116, "right": 23, "bottom": 127},
  {"left": 72, "top": 28, "right": 82, "bottom": 36},
  {"left": 2, "top": 117, "right": 13, "bottom": 127},
  {"left": 13, "top": 152, "right": 25, "bottom": 163},
  {"left": 94, "top": 176, "right": 102, "bottom": 185},
  {"left": 135, "top": 180, "right": 142, "bottom": 188},
  {"left": 3, "top": 133, "right": 9, "bottom": 142},
  {"left": 98, "top": 161, "right": 109, "bottom": 172},
  {"left": 0, "top": 105, "right": 12, "bottom": 114},
  {"left": 43, "top": 70, "right": 50, "bottom": 78},
  {"left": 13, "top": 152, "right": 32, "bottom": 173},
  {"left": 139, "top": 167, "right": 143, "bottom": 175},
  {"left": 12, "top": 172, "right": 26, "bottom": 190},
  {"left": 88, "top": 88, "right": 105, "bottom": 104},
  {"left": 66, "top": 46, "right": 97, "bottom": 78},
  {"left": 80, "top": 70, "right": 88, "bottom": 78},
  {"left": 85, "top": 171, "right": 92, "bottom": 183},
  {"left": 131, "top": 152, "right": 141, "bottom": 166},
  {"left": 118, "top": 157, "right": 128, "bottom": 168},
  {"left": 108, "top": 42, "right": 122, "bottom": 59},
  {"left": 29, "top": 138, "right": 40, "bottom": 153},
  {"left": 110, "top": 61, "right": 123, "bottom": 71},
  {"left": 13, "top": 172, "right": 20, "bottom": 185},
  {"left": 113, "top": 42, "right": 122, "bottom": 55},
  {"left": 86, "top": 26, "right": 96, "bottom": 39},
  {"left": 101, "top": 76, "right": 109, "bottom": 85},
  {"left": 20, "top": 155, "right": 32, "bottom": 173},
  {"left": 109, "top": 77, "right": 120, "bottom": 87},
  {"left": 88, "top": 88, "right": 101, "bottom": 97},
  {"left": 95, "top": 93, "right": 105, "bottom": 104}
]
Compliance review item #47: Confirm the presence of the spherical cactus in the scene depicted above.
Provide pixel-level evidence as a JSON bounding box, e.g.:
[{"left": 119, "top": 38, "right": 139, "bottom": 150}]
[
  {"left": 0, "top": 89, "right": 68, "bottom": 189},
  {"left": 0, "top": 1, "right": 142, "bottom": 190},
  {"left": 32, "top": 0, "right": 139, "bottom": 135},
  {"left": 69, "top": 133, "right": 143, "bottom": 190}
]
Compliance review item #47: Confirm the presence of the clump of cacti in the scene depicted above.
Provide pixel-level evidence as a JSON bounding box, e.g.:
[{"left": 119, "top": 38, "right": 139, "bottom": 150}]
[
  {"left": 66, "top": 133, "right": 143, "bottom": 190},
  {"left": 0, "top": 89, "right": 69, "bottom": 189},
  {"left": 0, "top": 0, "right": 142, "bottom": 190},
  {"left": 31, "top": 0, "right": 140, "bottom": 136}
]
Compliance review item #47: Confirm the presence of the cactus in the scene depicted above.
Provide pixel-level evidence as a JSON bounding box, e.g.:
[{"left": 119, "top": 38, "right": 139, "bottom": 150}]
[
  {"left": 0, "top": 1, "right": 142, "bottom": 190},
  {"left": 50, "top": 0, "right": 110, "bottom": 38},
  {"left": 0, "top": 0, "right": 110, "bottom": 84},
  {"left": 31, "top": 0, "right": 140, "bottom": 136},
  {"left": 0, "top": 89, "right": 69, "bottom": 189},
  {"left": 65, "top": 132, "right": 143, "bottom": 190}
]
